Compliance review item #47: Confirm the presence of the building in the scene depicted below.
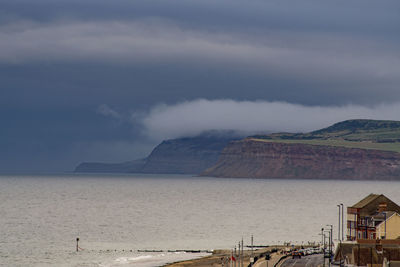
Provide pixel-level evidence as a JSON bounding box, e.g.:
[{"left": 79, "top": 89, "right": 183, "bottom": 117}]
[
  {"left": 376, "top": 212, "right": 400, "bottom": 240},
  {"left": 347, "top": 194, "right": 400, "bottom": 241},
  {"left": 335, "top": 241, "right": 400, "bottom": 266}
]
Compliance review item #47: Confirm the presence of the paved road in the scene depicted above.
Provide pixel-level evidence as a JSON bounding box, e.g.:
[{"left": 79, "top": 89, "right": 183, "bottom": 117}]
[{"left": 280, "top": 254, "right": 324, "bottom": 267}]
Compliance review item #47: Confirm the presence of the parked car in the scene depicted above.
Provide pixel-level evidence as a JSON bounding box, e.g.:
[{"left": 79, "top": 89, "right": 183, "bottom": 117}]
[
  {"left": 305, "top": 248, "right": 314, "bottom": 255},
  {"left": 292, "top": 251, "right": 302, "bottom": 259}
]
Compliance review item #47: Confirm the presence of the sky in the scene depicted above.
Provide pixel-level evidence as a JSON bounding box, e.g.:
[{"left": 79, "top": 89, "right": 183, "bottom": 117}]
[{"left": 1, "top": 0, "right": 400, "bottom": 173}]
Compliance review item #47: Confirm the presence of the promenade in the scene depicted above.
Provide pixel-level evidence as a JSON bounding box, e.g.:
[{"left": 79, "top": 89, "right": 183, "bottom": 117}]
[
  {"left": 164, "top": 247, "right": 330, "bottom": 267},
  {"left": 164, "top": 247, "right": 286, "bottom": 267},
  {"left": 253, "top": 252, "right": 286, "bottom": 267}
]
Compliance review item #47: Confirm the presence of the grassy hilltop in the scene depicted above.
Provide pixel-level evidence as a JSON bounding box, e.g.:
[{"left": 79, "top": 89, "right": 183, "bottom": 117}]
[{"left": 251, "top": 119, "right": 400, "bottom": 153}]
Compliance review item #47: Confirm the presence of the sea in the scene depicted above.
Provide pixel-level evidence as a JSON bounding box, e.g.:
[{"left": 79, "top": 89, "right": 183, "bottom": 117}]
[{"left": 1, "top": 174, "right": 400, "bottom": 267}]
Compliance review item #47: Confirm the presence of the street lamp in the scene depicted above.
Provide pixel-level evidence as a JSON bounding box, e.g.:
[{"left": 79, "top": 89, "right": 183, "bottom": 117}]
[
  {"left": 384, "top": 211, "right": 387, "bottom": 239},
  {"left": 337, "top": 204, "right": 344, "bottom": 267},
  {"left": 326, "top": 225, "right": 333, "bottom": 266},
  {"left": 340, "top": 203, "right": 344, "bottom": 241},
  {"left": 324, "top": 230, "right": 331, "bottom": 267},
  {"left": 337, "top": 204, "right": 341, "bottom": 241},
  {"left": 250, "top": 234, "right": 254, "bottom": 267},
  {"left": 321, "top": 228, "right": 325, "bottom": 267}
]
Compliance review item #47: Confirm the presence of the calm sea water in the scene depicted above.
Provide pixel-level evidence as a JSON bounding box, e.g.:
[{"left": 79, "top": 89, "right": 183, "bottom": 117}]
[{"left": 1, "top": 174, "right": 400, "bottom": 267}]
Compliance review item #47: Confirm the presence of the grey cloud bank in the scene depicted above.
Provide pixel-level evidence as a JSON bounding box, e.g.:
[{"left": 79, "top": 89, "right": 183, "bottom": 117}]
[
  {"left": 140, "top": 99, "right": 400, "bottom": 140},
  {"left": 1, "top": 20, "right": 398, "bottom": 83},
  {"left": 1, "top": 0, "right": 400, "bottom": 172}
]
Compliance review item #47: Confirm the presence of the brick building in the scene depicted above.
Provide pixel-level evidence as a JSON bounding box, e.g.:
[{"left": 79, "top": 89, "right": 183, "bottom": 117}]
[{"left": 347, "top": 194, "right": 400, "bottom": 241}]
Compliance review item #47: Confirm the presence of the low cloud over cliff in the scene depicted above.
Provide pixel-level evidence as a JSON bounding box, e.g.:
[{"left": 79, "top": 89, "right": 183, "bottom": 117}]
[
  {"left": 139, "top": 99, "right": 400, "bottom": 140},
  {"left": 2, "top": 0, "right": 400, "bottom": 172}
]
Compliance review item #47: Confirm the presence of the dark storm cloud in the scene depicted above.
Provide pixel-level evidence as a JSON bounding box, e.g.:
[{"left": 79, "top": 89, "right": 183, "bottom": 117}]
[
  {"left": 1, "top": 0, "right": 400, "bottom": 172},
  {"left": 2, "top": 0, "right": 398, "bottom": 35},
  {"left": 1, "top": 0, "right": 399, "bottom": 106},
  {"left": 1, "top": 19, "right": 398, "bottom": 79}
]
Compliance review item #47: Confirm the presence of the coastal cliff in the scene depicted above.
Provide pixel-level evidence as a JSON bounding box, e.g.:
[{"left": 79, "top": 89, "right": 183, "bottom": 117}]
[
  {"left": 201, "top": 139, "right": 400, "bottom": 180},
  {"left": 139, "top": 136, "right": 237, "bottom": 174},
  {"left": 75, "top": 119, "right": 400, "bottom": 179},
  {"left": 74, "top": 133, "right": 240, "bottom": 174}
]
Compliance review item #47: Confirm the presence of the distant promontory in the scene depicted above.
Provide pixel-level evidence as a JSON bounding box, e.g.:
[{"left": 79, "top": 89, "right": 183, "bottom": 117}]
[
  {"left": 75, "top": 119, "right": 400, "bottom": 180},
  {"left": 75, "top": 132, "right": 241, "bottom": 174}
]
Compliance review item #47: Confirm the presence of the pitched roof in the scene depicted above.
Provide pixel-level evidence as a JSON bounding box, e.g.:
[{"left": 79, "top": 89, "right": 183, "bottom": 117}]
[{"left": 351, "top": 193, "right": 381, "bottom": 208}]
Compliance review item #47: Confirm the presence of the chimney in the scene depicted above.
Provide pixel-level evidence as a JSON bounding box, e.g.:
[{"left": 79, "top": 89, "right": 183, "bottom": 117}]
[{"left": 378, "top": 203, "right": 387, "bottom": 213}]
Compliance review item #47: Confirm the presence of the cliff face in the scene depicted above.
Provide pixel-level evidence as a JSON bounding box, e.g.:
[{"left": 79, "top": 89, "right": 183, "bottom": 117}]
[
  {"left": 140, "top": 136, "right": 237, "bottom": 174},
  {"left": 74, "top": 134, "right": 239, "bottom": 174},
  {"left": 75, "top": 119, "right": 400, "bottom": 178},
  {"left": 201, "top": 139, "right": 400, "bottom": 180}
]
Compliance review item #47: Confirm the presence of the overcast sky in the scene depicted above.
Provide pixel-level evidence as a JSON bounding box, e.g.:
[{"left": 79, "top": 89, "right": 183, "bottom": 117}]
[{"left": 1, "top": 0, "right": 400, "bottom": 172}]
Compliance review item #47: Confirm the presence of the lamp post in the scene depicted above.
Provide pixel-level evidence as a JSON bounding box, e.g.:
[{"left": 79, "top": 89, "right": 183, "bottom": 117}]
[
  {"left": 338, "top": 203, "right": 345, "bottom": 267},
  {"left": 337, "top": 204, "right": 344, "bottom": 267},
  {"left": 321, "top": 228, "right": 325, "bottom": 267},
  {"left": 326, "top": 225, "right": 333, "bottom": 266},
  {"left": 337, "top": 204, "right": 341, "bottom": 241},
  {"left": 323, "top": 231, "right": 331, "bottom": 267},
  {"left": 250, "top": 234, "right": 254, "bottom": 267},
  {"left": 234, "top": 246, "right": 237, "bottom": 267},
  {"left": 241, "top": 238, "right": 244, "bottom": 267},
  {"left": 384, "top": 212, "right": 387, "bottom": 239},
  {"left": 238, "top": 241, "right": 241, "bottom": 267},
  {"left": 324, "top": 230, "right": 331, "bottom": 267},
  {"left": 341, "top": 203, "right": 344, "bottom": 241}
]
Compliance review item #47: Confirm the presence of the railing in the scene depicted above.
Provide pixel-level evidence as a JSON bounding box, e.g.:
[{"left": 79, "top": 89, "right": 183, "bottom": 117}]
[{"left": 273, "top": 255, "right": 288, "bottom": 267}]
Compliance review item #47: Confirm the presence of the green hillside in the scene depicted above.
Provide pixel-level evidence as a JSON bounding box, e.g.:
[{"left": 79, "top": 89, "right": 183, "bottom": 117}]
[{"left": 252, "top": 119, "right": 400, "bottom": 153}]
